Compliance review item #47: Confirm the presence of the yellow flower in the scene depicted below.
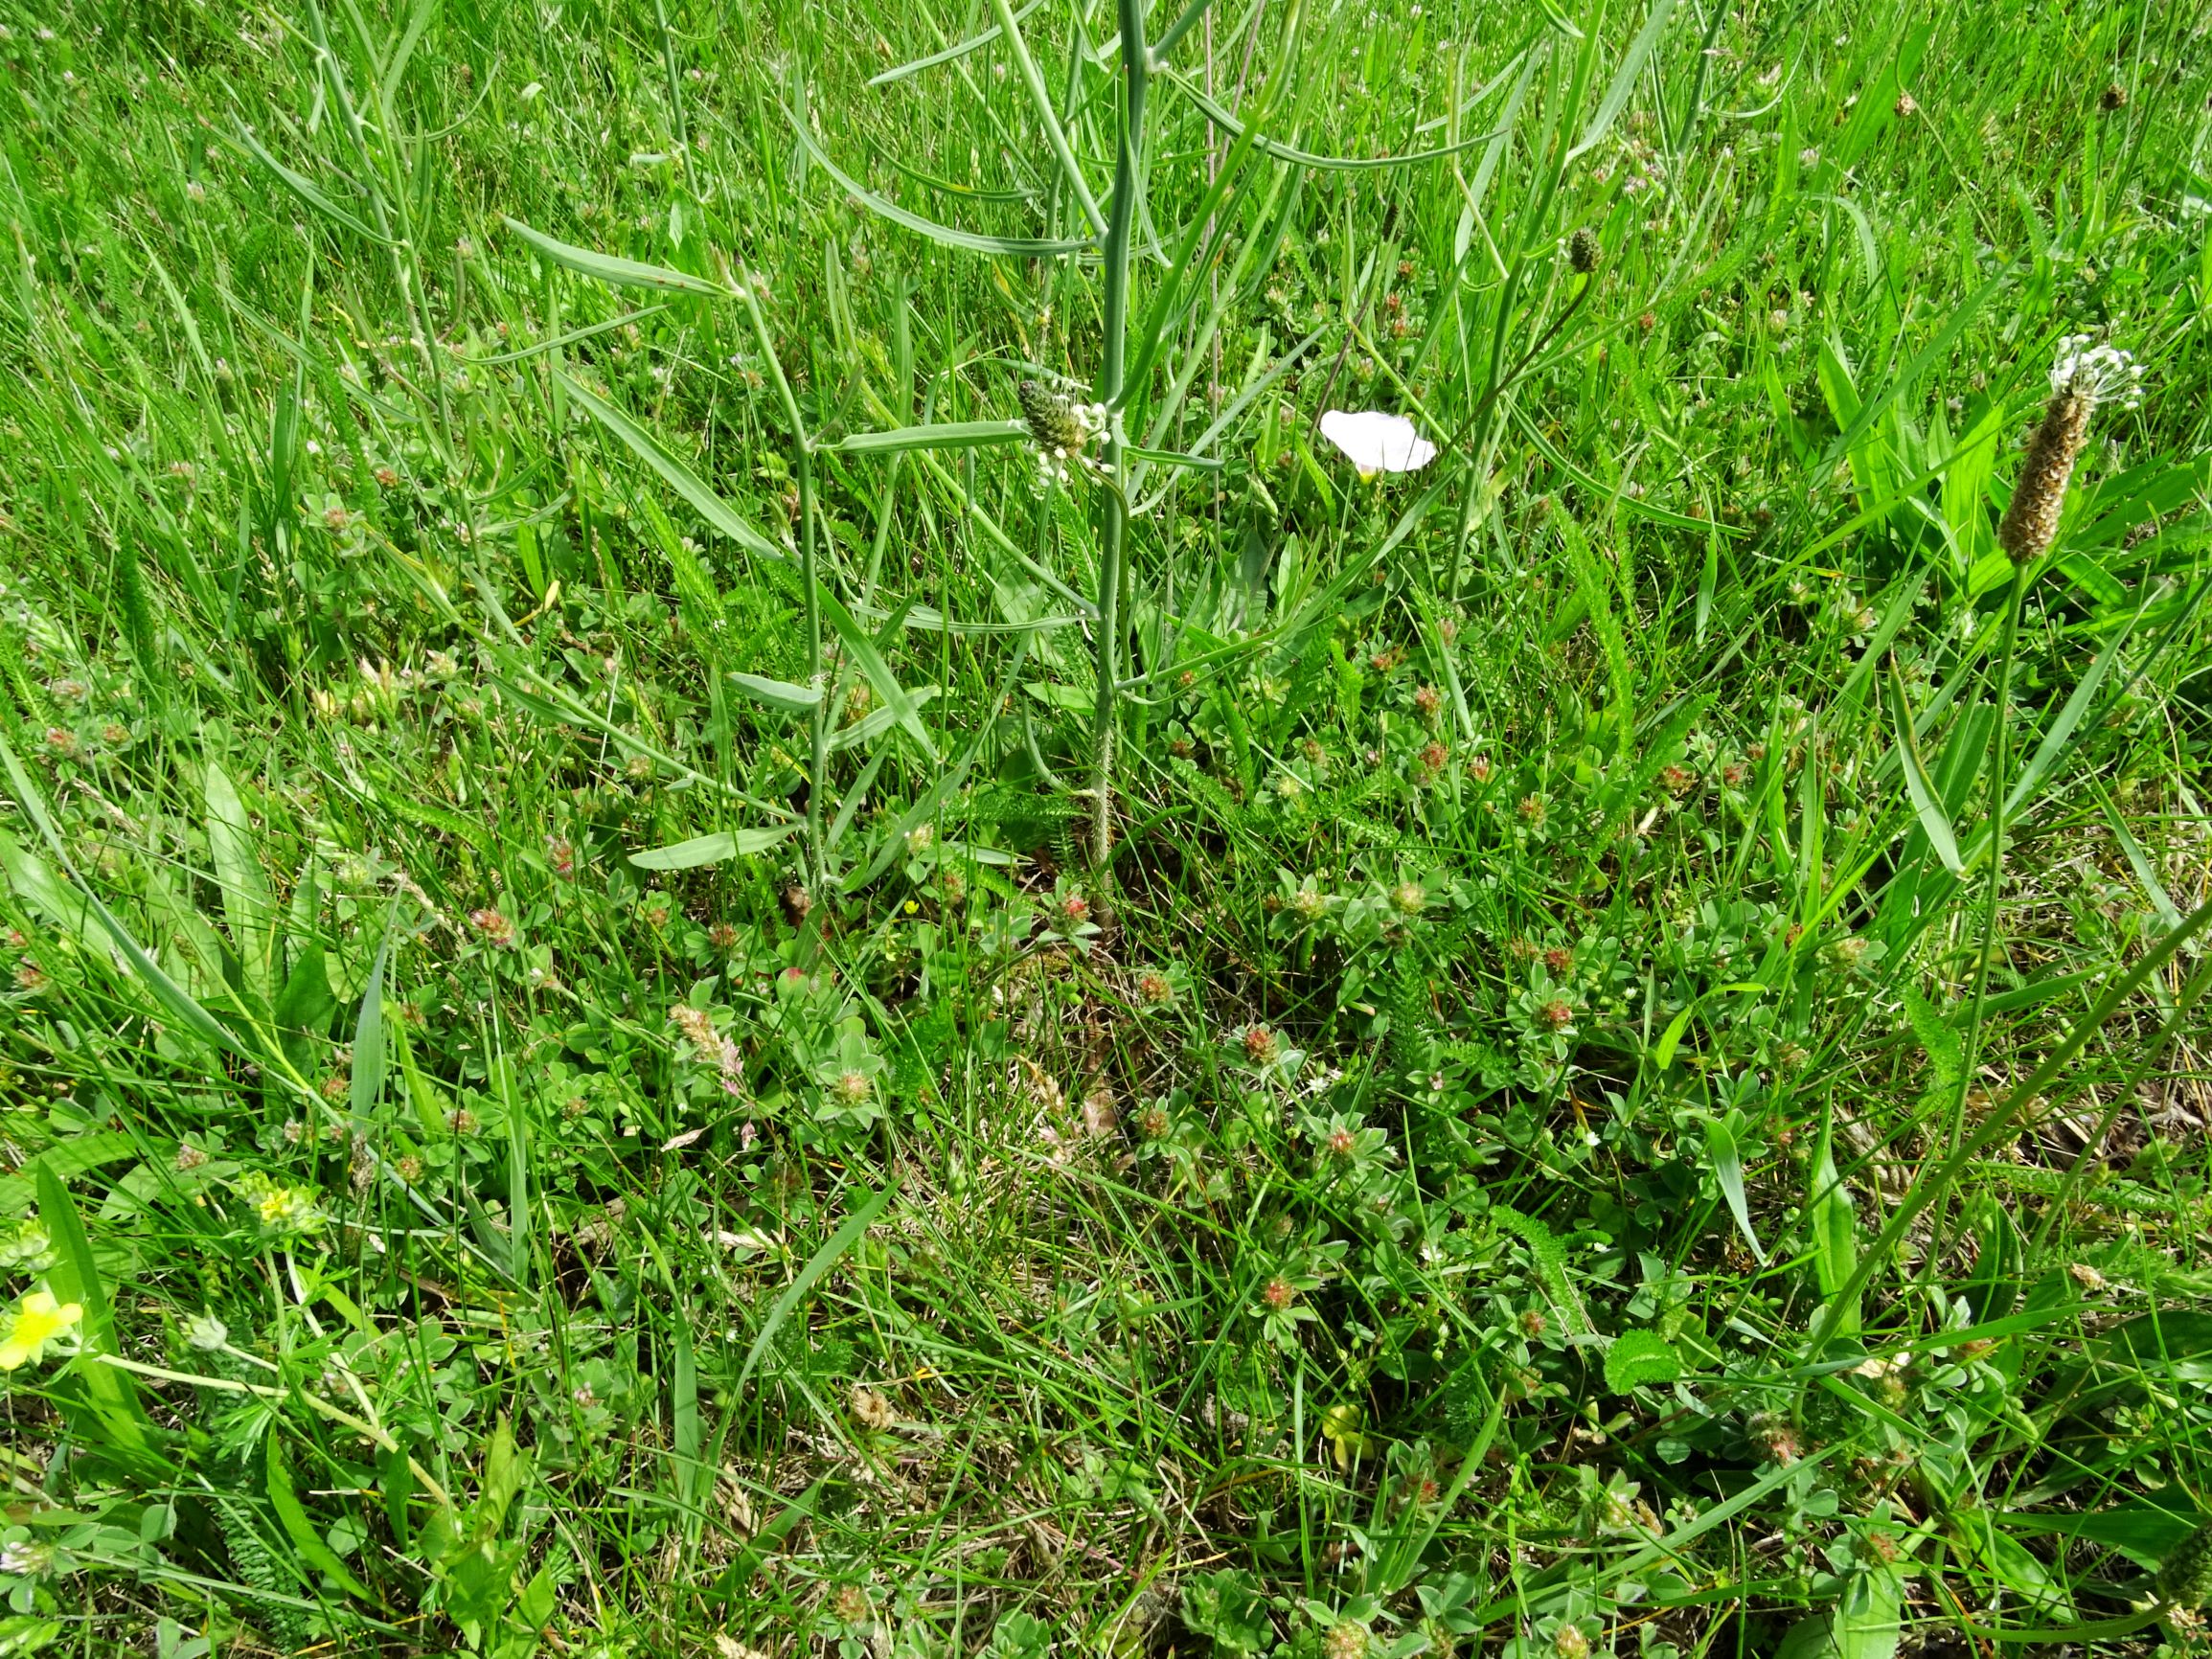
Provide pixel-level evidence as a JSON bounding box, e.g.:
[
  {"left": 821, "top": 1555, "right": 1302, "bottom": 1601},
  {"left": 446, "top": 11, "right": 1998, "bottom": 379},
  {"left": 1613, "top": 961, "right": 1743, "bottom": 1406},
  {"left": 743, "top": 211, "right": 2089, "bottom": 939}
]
[{"left": 0, "top": 1289, "right": 83, "bottom": 1370}]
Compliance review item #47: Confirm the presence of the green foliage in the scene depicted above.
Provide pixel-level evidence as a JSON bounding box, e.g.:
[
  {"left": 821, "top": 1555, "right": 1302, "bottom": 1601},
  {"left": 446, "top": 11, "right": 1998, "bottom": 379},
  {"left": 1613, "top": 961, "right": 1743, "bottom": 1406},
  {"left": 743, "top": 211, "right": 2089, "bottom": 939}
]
[{"left": 0, "top": 0, "right": 2208, "bottom": 1652}]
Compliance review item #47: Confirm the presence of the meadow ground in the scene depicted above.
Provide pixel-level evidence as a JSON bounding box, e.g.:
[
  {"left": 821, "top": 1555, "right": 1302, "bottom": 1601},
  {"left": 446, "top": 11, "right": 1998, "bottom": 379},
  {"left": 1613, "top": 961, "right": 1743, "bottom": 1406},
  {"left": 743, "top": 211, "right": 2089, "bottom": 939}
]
[{"left": 1, "top": 0, "right": 2211, "bottom": 1654}]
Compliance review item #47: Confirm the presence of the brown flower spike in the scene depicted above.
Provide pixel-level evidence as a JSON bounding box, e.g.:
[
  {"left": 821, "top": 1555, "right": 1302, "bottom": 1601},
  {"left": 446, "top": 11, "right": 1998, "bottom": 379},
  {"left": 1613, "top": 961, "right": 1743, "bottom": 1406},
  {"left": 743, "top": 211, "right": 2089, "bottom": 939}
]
[{"left": 1995, "top": 334, "right": 2142, "bottom": 566}]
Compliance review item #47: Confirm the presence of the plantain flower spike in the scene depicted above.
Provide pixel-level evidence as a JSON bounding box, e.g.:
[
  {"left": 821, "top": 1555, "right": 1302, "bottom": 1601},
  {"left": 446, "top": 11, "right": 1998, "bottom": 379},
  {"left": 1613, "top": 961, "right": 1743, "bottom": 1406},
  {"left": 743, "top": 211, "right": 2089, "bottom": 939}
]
[
  {"left": 1018, "top": 379, "right": 1106, "bottom": 492},
  {"left": 1995, "top": 334, "right": 2142, "bottom": 565}
]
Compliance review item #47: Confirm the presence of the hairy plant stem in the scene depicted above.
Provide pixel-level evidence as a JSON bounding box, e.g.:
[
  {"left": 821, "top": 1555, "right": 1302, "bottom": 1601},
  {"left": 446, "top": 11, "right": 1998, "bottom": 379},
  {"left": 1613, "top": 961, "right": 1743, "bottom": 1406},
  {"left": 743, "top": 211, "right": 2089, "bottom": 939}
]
[{"left": 1090, "top": 0, "right": 1148, "bottom": 871}]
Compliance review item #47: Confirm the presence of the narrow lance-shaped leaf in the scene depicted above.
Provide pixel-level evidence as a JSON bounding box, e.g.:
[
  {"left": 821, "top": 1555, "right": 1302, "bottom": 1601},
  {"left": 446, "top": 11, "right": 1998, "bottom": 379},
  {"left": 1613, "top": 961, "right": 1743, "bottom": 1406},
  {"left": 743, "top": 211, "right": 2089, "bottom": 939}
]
[
  {"left": 869, "top": 0, "right": 1045, "bottom": 86},
  {"left": 203, "top": 760, "right": 274, "bottom": 990},
  {"left": 350, "top": 916, "right": 394, "bottom": 1130},
  {"left": 267, "top": 1435, "right": 374, "bottom": 1601},
  {"left": 818, "top": 587, "right": 939, "bottom": 761},
  {"left": 784, "top": 107, "right": 1095, "bottom": 258},
  {"left": 727, "top": 670, "right": 822, "bottom": 715},
  {"left": 628, "top": 823, "right": 804, "bottom": 872},
  {"left": 1807, "top": 1107, "right": 1860, "bottom": 1337},
  {"left": 38, "top": 1166, "right": 161, "bottom": 1466},
  {"left": 736, "top": 1182, "right": 900, "bottom": 1393},
  {"left": 827, "top": 420, "right": 1029, "bottom": 456},
  {"left": 1887, "top": 665, "right": 1965, "bottom": 875},
  {"left": 503, "top": 216, "right": 732, "bottom": 296},
  {"left": 1567, "top": 0, "right": 1680, "bottom": 160},
  {"left": 1704, "top": 1116, "right": 1767, "bottom": 1264},
  {"left": 1, "top": 738, "right": 251, "bottom": 1059},
  {"left": 1163, "top": 70, "right": 1511, "bottom": 170},
  {"left": 227, "top": 125, "right": 388, "bottom": 242},
  {"left": 557, "top": 370, "right": 787, "bottom": 564}
]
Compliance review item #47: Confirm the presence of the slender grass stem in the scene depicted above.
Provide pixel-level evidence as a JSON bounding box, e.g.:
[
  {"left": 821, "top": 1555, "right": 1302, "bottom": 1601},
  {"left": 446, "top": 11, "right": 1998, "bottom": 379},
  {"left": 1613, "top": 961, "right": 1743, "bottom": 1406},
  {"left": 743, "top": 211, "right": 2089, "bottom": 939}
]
[
  {"left": 737, "top": 267, "right": 826, "bottom": 888},
  {"left": 1936, "top": 561, "right": 2028, "bottom": 1239},
  {"left": 1090, "top": 0, "right": 1148, "bottom": 872}
]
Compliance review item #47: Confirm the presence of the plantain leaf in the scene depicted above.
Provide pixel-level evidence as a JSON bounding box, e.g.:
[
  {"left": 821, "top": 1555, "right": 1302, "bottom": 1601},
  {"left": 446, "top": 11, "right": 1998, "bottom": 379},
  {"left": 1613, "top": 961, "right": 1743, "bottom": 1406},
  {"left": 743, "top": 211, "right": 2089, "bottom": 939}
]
[
  {"left": 1888, "top": 667, "right": 1965, "bottom": 874},
  {"left": 785, "top": 110, "right": 1093, "bottom": 257},
  {"left": 37, "top": 1167, "right": 163, "bottom": 1470},
  {"left": 736, "top": 1182, "right": 900, "bottom": 1394},
  {"left": 818, "top": 588, "right": 938, "bottom": 761},
  {"left": 628, "top": 823, "right": 804, "bottom": 871},
  {"left": 1807, "top": 1107, "right": 1860, "bottom": 1337},
  {"left": 558, "top": 371, "right": 786, "bottom": 563},
  {"left": 827, "top": 420, "right": 1029, "bottom": 455},
  {"left": 1704, "top": 1116, "right": 1767, "bottom": 1265},
  {"left": 728, "top": 670, "right": 822, "bottom": 714},
  {"left": 267, "top": 1435, "right": 374, "bottom": 1601},
  {"left": 203, "top": 760, "right": 275, "bottom": 992},
  {"left": 504, "top": 216, "right": 730, "bottom": 295},
  {"left": 2, "top": 739, "right": 250, "bottom": 1059}
]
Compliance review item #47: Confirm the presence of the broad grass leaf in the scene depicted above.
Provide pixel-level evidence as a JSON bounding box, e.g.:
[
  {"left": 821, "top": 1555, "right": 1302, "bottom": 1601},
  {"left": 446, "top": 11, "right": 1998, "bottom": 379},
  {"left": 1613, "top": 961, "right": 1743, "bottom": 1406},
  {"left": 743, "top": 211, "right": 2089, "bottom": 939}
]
[
  {"left": 727, "top": 670, "right": 822, "bottom": 714},
  {"left": 628, "top": 824, "right": 803, "bottom": 871},
  {"left": 869, "top": 0, "right": 1044, "bottom": 86},
  {"left": 267, "top": 1435, "right": 374, "bottom": 1601},
  {"left": 504, "top": 216, "right": 728, "bottom": 295},
  {"left": 203, "top": 760, "right": 274, "bottom": 991},
  {"left": 349, "top": 919, "right": 392, "bottom": 1131},
  {"left": 1808, "top": 1108, "right": 1859, "bottom": 1336},
  {"left": 785, "top": 111, "right": 1092, "bottom": 257},
  {"left": 558, "top": 371, "right": 786, "bottom": 563},
  {"left": 1704, "top": 1116, "right": 1767, "bottom": 1265},
  {"left": 818, "top": 588, "right": 938, "bottom": 761},
  {"left": 36, "top": 1167, "right": 164, "bottom": 1471},
  {"left": 2002, "top": 1500, "right": 2203, "bottom": 1573},
  {"left": 2, "top": 738, "right": 250, "bottom": 1060},
  {"left": 1567, "top": 0, "right": 1679, "bottom": 161},
  {"left": 828, "top": 420, "right": 1028, "bottom": 455},
  {"left": 1887, "top": 668, "right": 1964, "bottom": 875},
  {"left": 736, "top": 1182, "right": 900, "bottom": 1394}
]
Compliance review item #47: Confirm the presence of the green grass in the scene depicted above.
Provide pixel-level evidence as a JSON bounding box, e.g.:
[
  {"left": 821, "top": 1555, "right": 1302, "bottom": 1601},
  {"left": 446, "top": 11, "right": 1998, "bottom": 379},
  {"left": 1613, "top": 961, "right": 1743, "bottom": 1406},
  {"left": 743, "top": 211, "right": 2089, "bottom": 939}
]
[{"left": 2, "top": 0, "right": 2211, "bottom": 1654}]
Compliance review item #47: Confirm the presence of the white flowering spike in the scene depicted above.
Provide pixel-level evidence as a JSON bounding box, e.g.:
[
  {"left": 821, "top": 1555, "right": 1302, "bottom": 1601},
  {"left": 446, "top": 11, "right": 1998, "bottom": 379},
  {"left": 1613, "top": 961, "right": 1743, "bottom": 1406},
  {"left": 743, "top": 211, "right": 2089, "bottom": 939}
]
[
  {"left": 2049, "top": 334, "right": 2144, "bottom": 410},
  {"left": 1319, "top": 410, "right": 1437, "bottom": 478}
]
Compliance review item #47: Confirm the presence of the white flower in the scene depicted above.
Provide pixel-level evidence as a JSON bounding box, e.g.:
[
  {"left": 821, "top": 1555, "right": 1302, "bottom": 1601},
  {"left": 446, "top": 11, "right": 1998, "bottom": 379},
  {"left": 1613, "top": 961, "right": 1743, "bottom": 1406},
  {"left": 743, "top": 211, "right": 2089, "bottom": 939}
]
[
  {"left": 1318, "top": 410, "right": 1437, "bottom": 478},
  {"left": 2050, "top": 334, "right": 2144, "bottom": 409}
]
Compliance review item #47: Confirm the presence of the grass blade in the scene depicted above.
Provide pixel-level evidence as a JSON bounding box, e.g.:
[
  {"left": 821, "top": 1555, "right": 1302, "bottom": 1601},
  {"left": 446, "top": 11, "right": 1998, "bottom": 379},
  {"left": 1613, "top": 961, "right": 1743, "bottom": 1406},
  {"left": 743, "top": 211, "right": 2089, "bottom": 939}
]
[
  {"left": 827, "top": 420, "right": 1029, "bottom": 455},
  {"left": 503, "top": 216, "right": 731, "bottom": 296},
  {"left": 785, "top": 108, "right": 1094, "bottom": 256},
  {"left": 557, "top": 371, "right": 787, "bottom": 563},
  {"left": 627, "top": 824, "right": 804, "bottom": 871},
  {"left": 735, "top": 1181, "right": 899, "bottom": 1395},
  {"left": 1887, "top": 666, "right": 1965, "bottom": 875}
]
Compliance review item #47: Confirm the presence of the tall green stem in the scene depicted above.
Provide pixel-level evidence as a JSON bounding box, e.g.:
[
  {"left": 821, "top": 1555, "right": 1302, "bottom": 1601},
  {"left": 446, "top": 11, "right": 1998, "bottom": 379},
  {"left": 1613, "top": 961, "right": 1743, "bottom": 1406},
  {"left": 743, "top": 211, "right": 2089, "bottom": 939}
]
[
  {"left": 738, "top": 270, "right": 825, "bottom": 890},
  {"left": 1935, "top": 562, "right": 2028, "bottom": 1239},
  {"left": 798, "top": 443, "right": 826, "bottom": 885},
  {"left": 1091, "top": 0, "right": 1148, "bottom": 871}
]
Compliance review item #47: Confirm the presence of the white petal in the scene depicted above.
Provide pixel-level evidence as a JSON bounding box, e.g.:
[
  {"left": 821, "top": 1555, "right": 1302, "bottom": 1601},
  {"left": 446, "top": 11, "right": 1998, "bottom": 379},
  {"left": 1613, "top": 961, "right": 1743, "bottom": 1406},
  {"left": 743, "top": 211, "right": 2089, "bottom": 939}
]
[{"left": 1319, "top": 409, "right": 1437, "bottom": 474}]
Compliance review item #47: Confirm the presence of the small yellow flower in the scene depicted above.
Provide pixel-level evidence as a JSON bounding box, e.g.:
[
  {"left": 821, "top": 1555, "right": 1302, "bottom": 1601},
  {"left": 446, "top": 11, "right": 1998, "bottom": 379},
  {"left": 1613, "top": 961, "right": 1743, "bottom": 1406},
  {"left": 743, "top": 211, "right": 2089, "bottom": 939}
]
[{"left": 0, "top": 1290, "right": 83, "bottom": 1370}]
